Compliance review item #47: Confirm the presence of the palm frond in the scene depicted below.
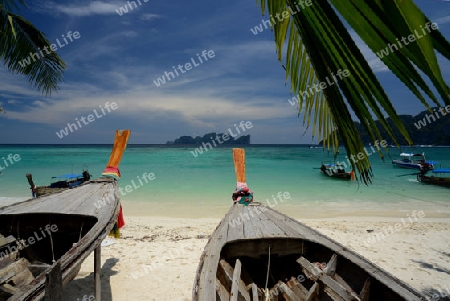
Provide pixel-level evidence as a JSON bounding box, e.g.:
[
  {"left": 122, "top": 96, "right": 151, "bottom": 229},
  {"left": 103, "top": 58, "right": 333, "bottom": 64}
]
[
  {"left": 0, "top": 0, "right": 26, "bottom": 12},
  {"left": 0, "top": 3, "right": 65, "bottom": 95},
  {"left": 257, "top": 0, "right": 449, "bottom": 184}
]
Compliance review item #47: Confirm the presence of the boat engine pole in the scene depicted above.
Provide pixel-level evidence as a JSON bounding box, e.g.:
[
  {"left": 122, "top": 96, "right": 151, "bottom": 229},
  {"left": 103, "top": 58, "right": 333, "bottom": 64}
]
[{"left": 25, "top": 173, "right": 36, "bottom": 197}]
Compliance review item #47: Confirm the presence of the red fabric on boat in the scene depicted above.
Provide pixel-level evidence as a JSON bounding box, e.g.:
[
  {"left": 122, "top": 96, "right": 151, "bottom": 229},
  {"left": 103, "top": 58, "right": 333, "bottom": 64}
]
[
  {"left": 118, "top": 204, "right": 125, "bottom": 228},
  {"left": 102, "top": 166, "right": 121, "bottom": 177}
]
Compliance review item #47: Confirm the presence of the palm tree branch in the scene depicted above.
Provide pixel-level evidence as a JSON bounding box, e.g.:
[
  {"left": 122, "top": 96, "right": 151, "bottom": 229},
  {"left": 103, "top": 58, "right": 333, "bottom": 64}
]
[
  {"left": 256, "top": 0, "right": 449, "bottom": 183},
  {"left": 0, "top": 7, "right": 65, "bottom": 95},
  {"left": 331, "top": 0, "right": 450, "bottom": 105}
]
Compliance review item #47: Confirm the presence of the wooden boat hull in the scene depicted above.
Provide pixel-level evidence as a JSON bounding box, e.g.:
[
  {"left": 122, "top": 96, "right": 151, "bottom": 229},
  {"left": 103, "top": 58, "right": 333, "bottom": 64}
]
[
  {"left": 0, "top": 178, "right": 120, "bottom": 301},
  {"left": 26, "top": 171, "right": 92, "bottom": 198},
  {"left": 33, "top": 186, "right": 66, "bottom": 197},
  {"left": 417, "top": 174, "right": 450, "bottom": 187},
  {"left": 320, "top": 172, "right": 352, "bottom": 180},
  {"left": 192, "top": 203, "right": 423, "bottom": 301},
  {"left": 320, "top": 165, "right": 352, "bottom": 180},
  {"left": 391, "top": 160, "right": 422, "bottom": 170}
]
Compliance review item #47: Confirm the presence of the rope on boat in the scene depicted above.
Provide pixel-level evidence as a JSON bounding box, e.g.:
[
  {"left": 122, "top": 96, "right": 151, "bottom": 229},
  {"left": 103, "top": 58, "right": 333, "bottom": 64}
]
[
  {"left": 16, "top": 220, "right": 20, "bottom": 240},
  {"left": 49, "top": 231, "right": 55, "bottom": 263},
  {"left": 79, "top": 221, "right": 84, "bottom": 242},
  {"left": 264, "top": 244, "right": 271, "bottom": 301}
]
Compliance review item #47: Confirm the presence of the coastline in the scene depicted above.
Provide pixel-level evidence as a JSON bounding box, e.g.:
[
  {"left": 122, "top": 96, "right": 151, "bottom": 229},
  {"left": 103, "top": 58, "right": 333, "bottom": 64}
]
[
  {"left": 120, "top": 199, "right": 450, "bottom": 219},
  {"left": 64, "top": 212, "right": 450, "bottom": 301}
]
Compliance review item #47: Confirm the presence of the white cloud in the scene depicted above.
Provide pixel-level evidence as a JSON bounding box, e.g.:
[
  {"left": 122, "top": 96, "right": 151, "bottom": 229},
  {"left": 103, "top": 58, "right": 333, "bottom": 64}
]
[
  {"left": 140, "top": 13, "right": 161, "bottom": 21},
  {"left": 434, "top": 15, "right": 450, "bottom": 25},
  {"left": 3, "top": 88, "right": 292, "bottom": 128},
  {"left": 45, "top": 1, "right": 119, "bottom": 17}
]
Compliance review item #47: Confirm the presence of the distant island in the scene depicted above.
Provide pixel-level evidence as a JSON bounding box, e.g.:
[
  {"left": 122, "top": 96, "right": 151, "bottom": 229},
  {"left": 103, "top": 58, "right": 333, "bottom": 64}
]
[
  {"left": 320, "top": 107, "right": 450, "bottom": 146},
  {"left": 166, "top": 132, "right": 250, "bottom": 145}
]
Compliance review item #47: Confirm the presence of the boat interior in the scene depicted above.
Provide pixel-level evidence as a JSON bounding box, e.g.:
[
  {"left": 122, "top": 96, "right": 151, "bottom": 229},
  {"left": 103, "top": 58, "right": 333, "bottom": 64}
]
[
  {"left": 0, "top": 213, "right": 97, "bottom": 301},
  {"left": 217, "top": 238, "right": 407, "bottom": 301}
]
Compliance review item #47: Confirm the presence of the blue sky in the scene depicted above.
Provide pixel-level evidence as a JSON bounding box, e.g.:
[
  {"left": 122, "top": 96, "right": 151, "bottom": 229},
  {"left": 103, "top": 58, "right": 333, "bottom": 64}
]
[{"left": 0, "top": 0, "right": 449, "bottom": 144}]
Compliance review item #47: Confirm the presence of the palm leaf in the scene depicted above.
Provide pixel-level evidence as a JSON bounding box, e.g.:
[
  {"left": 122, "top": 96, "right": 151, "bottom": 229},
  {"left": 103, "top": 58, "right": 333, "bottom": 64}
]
[
  {"left": 0, "top": 2, "right": 65, "bottom": 95},
  {"left": 257, "top": 0, "right": 449, "bottom": 183}
]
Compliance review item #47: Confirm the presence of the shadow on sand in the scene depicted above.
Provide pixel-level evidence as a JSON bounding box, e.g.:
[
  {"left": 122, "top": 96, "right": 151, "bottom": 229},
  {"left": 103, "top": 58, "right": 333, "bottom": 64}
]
[
  {"left": 412, "top": 259, "right": 450, "bottom": 276},
  {"left": 412, "top": 258, "right": 450, "bottom": 300},
  {"left": 420, "top": 287, "right": 450, "bottom": 301},
  {"left": 63, "top": 258, "right": 119, "bottom": 301}
]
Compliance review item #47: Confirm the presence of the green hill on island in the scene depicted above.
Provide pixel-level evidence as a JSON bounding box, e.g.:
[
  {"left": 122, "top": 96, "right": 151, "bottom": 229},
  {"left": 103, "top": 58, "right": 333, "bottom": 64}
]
[
  {"left": 166, "top": 132, "right": 250, "bottom": 145},
  {"left": 321, "top": 107, "right": 450, "bottom": 146}
]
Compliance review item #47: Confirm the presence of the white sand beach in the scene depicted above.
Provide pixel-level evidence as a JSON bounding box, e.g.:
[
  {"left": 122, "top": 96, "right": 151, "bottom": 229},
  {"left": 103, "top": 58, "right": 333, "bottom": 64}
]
[{"left": 64, "top": 210, "right": 450, "bottom": 301}]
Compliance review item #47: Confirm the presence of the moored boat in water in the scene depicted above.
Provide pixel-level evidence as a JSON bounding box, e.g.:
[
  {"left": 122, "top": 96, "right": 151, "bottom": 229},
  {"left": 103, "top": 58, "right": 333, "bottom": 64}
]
[
  {"left": 392, "top": 152, "right": 435, "bottom": 170},
  {"left": 319, "top": 162, "right": 354, "bottom": 180},
  {"left": 26, "top": 171, "right": 91, "bottom": 198},
  {"left": 418, "top": 168, "right": 450, "bottom": 188},
  {"left": 192, "top": 148, "right": 423, "bottom": 301}
]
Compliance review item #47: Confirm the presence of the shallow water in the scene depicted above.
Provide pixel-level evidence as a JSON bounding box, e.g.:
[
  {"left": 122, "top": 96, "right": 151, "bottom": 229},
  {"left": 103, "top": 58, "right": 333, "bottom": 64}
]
[{"left": 0, "top": 145, "right": 449, "bottom": 217}]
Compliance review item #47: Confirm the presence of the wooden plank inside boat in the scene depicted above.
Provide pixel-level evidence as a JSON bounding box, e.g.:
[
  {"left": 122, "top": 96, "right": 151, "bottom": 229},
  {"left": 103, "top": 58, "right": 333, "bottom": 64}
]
[
  {"left": 0, "top": 236, "right": 15, "bottom": 248},
  {"left": 250, "top": 283, "right": 258, "bottom": 301},
  {"left": 278, "top": 280, "right": 302, "bottom": 301},
  {"left": 359, "top": 279, "right": 370, "bottom": 301},
  {"left": 0, "top": 251, "right": 19, "bottom": 270},
  {"left": 216, "top": 278, "right": 230, "bottom": 301},
  {"left": 0, "top": 283, "right": 19, "bottom": 295},
  {"left": 0, "top": 258, "right": 30, "bottom": 284},
  {"left": 217, "top": 259, "right": 250, "bottom": 301},
  {"left": 9, "top": 268, "right": 34, "bottom": 287},
  {"left": 230, "top": 259, "right": 244, "bottom": 301},
  {"left": 297, "top": 256, "right": 361, "bottom": 301},
  {"left": 287, "top": 277, "right": 308, "bottom": 299},
  {"left": 45, "top": 262, "right": 63, "bottom": 301},
  {"left": 305, "top": 282, "right": 319, "bottom": 301}
]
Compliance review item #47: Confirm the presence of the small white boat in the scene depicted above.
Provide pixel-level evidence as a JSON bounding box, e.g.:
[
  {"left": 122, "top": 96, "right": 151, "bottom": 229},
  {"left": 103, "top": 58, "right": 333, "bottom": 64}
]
[{"left": 391, "top": 153, "right": 435, "bottom": 170}]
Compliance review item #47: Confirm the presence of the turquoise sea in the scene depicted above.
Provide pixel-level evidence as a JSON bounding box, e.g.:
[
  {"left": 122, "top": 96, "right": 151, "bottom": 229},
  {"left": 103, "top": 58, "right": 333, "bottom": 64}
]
[{"left": 0, "top": 145, "right": 449, "bottom": 218}]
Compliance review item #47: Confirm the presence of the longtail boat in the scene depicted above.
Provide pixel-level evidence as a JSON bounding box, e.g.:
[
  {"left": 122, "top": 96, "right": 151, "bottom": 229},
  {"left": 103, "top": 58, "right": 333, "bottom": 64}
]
[
  {"left": 0, "top": 129, "right": 130, "bottom": 301},
  {"left": 418, "top": 168, "right": 450, "bottom": 187},
  {"left": 26, "top": 170, "right": 91, "bottom": 198},
  {"left": 319, "top": 163, "right": 354, "bottom": 180},
  {"left": 192, "top": 148, "right": 423, "bottom": 301}
]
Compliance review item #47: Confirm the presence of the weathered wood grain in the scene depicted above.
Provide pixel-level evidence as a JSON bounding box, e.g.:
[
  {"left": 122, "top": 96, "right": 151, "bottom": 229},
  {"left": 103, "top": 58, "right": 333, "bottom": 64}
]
[
  {"left": 287, "top": 277, "right": 308, "bottom": 301},
  {"left": 216, "top": 278, "right": 230, "bottom": 301},
  {"left": 251, "top": 283, "right": 259, "bottom": 301},
  {"left": 45, "top": 261, "right": 63, "bottom": 301},
  {"left": 297, "top": 256, "right": 361, "bottom": 301},
  {"left": 306, "top": 282, "right": 319, "bottom": 301},
  {"left": 0, "top": 235, "right": 16, "bottom": 248},
  {"left": 359, "top": 279, "right": 370, "bottom": 301},
  {"left": 94, "top": 246, "right": 101, "bottom": 301},
  {"left": 193, "top": 203, "right": 424, "bottom": 301},
  {"left": 230, "top": 259, "right": 244, "bottom": 301},
  {"left": 278, "top": 280, "right": 302, "bottom": 301},
  {"left": 1, "top": 179, "right": 121, "bottom": 301},
  {"left": 0, "top": 258, "right": 29, "bottom": 284}
]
